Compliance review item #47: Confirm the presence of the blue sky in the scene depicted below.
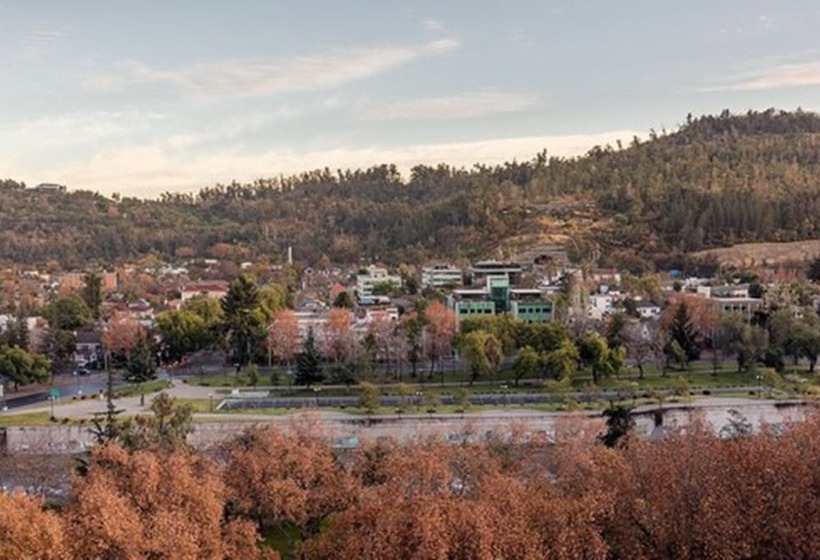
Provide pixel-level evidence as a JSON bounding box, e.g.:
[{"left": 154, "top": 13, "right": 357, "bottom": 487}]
[{"left": 1, "top": 0, "right": 819, "bottom": 197}]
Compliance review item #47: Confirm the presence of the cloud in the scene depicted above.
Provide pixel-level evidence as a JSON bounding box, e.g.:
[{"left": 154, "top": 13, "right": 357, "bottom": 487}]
[
  {"left": 364, "top": 91, "right": 540, "bottom": 121},
  {"left": 0, "top": 111, "right": 165, "bottom": 148},
  {"left": 422, "top": 19, "right": 446, "bottom": 33},
  {"left": 699, "top": 60, "right": 820, "bottom": 92},
  {"left": 84, "top": 37, "right": 461, "bottom": 98},
  {"left": 38, "top": 129, "right": 641, "bottom": 198}
]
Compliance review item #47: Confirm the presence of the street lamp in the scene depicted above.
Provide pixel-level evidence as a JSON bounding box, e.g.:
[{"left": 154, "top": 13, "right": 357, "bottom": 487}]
[
  {"left": 313, "top": 386, "right": 322, "bottom": 408},
  {"left": 756, "top": 375, "right": 763, "bottom": 399},
  {"left": 208, "top": 393, "right": 214, "bottom": 412}
]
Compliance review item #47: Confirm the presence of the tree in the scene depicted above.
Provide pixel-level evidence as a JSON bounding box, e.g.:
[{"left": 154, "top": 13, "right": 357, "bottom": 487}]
[
  {"left": 622, "top": 321, "right": 656, "bottom": 378},
  {"left": 512, "top": 345, "right": 540, "bottom": 386},
  {"left": 323, "top": 308, "right": 355, "bottom": 363},
  {"left": 542, "top": 338, "right": 580, "bottom": 380},
  {"left": 667, "top": 301, "right": 701, "bottom": 363},
  {"left": 0, "top": 491, "right": 67, "bottom": 559},
  {"left": 794, "top": 320, "right": 820, "bottom": 373},
  {"left": 295, "top": 327, "right": 323, "bottom": 387},
  {"left": 267, "top": 309, "right": 300, "bottom": 370},
  {"left": 101, "top": 312, "right": 141, "bottom": 364},
  {"left": 358, "top": 382, "right": 380, "bottom": 413},
  {"left": 117, "top": 393, "right": 194, "bottom": 453},
  {"left": 423, "top": 301, "right": 457, "bottom": 381},
  {"left": 599, "top": 404, "right": 634, "bottom": 447},
  {"left": 45, "top": 295, "right": 93, "bottom": 331},
  {"left": 332, "top": 290, "right": 354, "bottom": 309},
  {"left": 807, "top": 254, "right": 820, "bottom": 282},
  {"left": 223, "top": 426, "right": 356, "bottom": 553},
  {"left": 401, "top": 312, "right": 425, "bottom": 378},
  {"left": 716, "top": 313, "right": 768, "bottom": 372},
  {"left": 457, "top": 330, "right": 501, "bottom": 385},
  {"left": 0, "top": 314, "right": 29, "bottom": 351},
  {"left": 65, "top": 444, "right": 270, "bottom": 560},
  {"left": 577, "top": 331, "right": 616, "bottom": 383},
  {"left": 81, "top": 271, "right": 103, "bottom": 321},
  {"left": 221, "top": 274, "right": 265, "bottom": 369},
  {"left": 0, "top": 346, "right": 50, "bottom": 389},
  {"left": 124, "top": 330, "right": 157, "bottom": 405},
  {"left": 156, "top": 309, "right": 209, "bottom": 363}
]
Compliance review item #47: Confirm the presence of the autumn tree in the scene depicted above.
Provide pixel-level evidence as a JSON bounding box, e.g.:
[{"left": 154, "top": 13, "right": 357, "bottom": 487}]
[
  {"left": 322, "top": 308, "right": 355, "bottom": 363},
  {"left": 65, "top": 444, "right": 273, "bottom": 560},
  {"left": 266, "top": 309, "right": 300, "bottom": 369},
  {"left": 423, "top": 300, "right": 457, "bottom": 381},
  {"left": 102, "top": 312, "right": 141, "bottom": 365},
  {"left": 0, "top": 491, "right": 67, "bottom": 559},
  {"left": 223, "top": 426, "right": 356, "bottom": 555}
]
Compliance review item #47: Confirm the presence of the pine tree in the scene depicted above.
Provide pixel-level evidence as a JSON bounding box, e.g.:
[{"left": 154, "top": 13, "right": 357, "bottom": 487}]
[
  {"left": 295, "top": 327, "right": 323, "bottom": 387},
  {"left": 670, "top": 302, "right": 700, "bottom": 362}
]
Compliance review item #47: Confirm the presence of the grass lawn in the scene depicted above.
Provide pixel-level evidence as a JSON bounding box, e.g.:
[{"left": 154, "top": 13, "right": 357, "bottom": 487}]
[
  {"left": 0, "top": 411, "right": 56, "bottom": 426},
  {"left": 114, "top": 379, "right": 173, "bottom": 398}
]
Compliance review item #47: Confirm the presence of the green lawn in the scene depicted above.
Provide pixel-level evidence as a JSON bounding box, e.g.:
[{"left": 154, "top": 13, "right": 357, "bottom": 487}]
[{"left": 113, "top": 379, "right": 173, "bottom": 398}]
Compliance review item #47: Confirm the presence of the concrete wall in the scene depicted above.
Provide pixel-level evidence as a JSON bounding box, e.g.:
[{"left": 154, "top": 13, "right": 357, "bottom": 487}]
[{"left": 1, "top": 400, "right": 811, "bottom": 455}]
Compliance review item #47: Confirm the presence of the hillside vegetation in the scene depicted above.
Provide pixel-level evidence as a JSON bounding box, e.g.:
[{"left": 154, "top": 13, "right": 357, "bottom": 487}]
[{"left": 2, "top": 108, "right": 819, "bottom": 271}]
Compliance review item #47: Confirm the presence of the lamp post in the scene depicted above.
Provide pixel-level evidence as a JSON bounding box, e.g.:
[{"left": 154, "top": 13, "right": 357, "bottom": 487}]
[
  {"left": 313, "top": 386, "right": 321, "bottom": 408},
  {"left": 756, "top": 374, "right": 763, "bottom": 399},
  {"left": 208, "top": 392, "right": 214, "bottom": 412}
]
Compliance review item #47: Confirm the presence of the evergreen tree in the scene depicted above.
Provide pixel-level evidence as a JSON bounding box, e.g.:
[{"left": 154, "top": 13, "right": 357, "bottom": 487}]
[
  {"left": 221, "top": 274, "right": 264, "bottom": 369},
  {"left": 125, "top": 331, "right": 157, "bottom": 405},
  {"left": 295, "top": 327, "right": 323, "bottom": 387},
  {"left": 82, "top": 272, "right": 104, "bottom": 321},
  {"left": 669, "top": 302, "right": 700, "bottom": 362}
]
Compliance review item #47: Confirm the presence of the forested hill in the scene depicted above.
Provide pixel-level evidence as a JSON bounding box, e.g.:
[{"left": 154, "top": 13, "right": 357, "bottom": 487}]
[{"left": 2, "top": 108, "right": 819, "bottom": 272}]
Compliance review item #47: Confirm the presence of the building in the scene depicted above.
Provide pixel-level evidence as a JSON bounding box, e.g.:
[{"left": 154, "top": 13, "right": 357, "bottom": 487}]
[
  {"left": 421, "top": 265, "right": 463, "bottom": 290},
  {"left": 355, "top": 266, "right": 402, "bottom": 297},
  {"left": 450, "top": 275, "right": 553, "bottom": 324},
  {"left": 634, "top": 300, "right": 662, "bottom": 319},
  {"left": 31, "top": 183, "right": 67, "bottom": 193},
  {"left": 469, "top": 261, "right": 523, "bottom": 285},
  {"left": 711, "top": 297, "right": 763, "bottom": 321},
  {"left": 180, "top": 281, "right": 230, "bottom": 302}
]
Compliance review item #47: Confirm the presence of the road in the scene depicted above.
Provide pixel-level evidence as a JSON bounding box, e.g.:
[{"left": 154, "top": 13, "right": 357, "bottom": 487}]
[{"left": 1, "top": 373, "right": 109, "bottom": 411}]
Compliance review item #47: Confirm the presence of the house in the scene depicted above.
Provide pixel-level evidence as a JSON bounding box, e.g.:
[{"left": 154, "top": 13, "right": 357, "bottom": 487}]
[
  {"left": 634, "top": 300, "right": 662, "bottom": 319},
  {"left": 74, "top": 330, "right": 102, "bottom": 366},
  {"left": 180, "top": 281, "right": 229, "bottom": 302},
  {"left": 587, "top": 294, "right": 615, "bottom": 321}
]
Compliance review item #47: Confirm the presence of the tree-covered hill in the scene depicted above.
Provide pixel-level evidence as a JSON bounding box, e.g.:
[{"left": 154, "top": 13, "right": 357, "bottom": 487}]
[{"left": 2, "top": 108, "right": 819, "bottom": 271}]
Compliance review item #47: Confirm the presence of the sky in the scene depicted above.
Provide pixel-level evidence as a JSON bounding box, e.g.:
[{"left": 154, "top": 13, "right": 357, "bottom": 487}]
[{"left": 2, "top": 0, "right": 820, "bottom": 198}]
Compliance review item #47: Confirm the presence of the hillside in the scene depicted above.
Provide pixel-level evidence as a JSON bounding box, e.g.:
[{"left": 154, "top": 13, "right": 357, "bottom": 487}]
[{"left": 1, "top": 108, "right": 819, "bottom": 271}]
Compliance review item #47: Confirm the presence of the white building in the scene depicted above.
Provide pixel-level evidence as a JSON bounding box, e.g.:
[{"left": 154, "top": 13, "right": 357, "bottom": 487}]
[
  {"left": 634, "top": 300, "right": 662, "bottom": 319},
  {"left": 421, "top": 266, "right": 463, "bottom": 290},
  {"left": 356, "top": 266, "right": 402, "bottom": 297}
]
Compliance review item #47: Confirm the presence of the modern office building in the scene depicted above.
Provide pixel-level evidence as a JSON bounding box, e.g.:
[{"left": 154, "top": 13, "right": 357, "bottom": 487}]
[{"left": 449, "top": 275, "right": 553, "bottom": 324}]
